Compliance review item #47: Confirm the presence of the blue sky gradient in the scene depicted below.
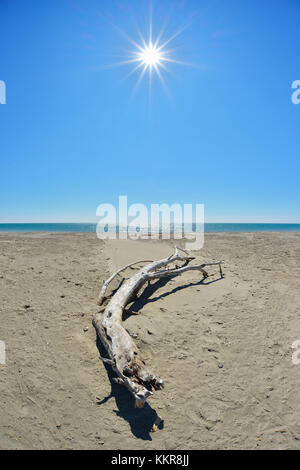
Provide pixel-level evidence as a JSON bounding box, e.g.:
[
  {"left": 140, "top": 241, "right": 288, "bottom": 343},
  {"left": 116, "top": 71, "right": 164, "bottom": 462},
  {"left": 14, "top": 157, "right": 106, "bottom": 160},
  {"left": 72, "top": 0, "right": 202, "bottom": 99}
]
[{"left": 0, "top": 0, "right": 299, "bottom": 222}]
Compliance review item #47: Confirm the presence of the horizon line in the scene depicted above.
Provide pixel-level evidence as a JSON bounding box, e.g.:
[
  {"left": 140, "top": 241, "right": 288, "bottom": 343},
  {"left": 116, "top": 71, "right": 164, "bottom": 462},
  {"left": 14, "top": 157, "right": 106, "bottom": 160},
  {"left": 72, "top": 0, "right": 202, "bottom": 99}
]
[{"left": 0, "top": 222, "right": 300, "bottom": 225}]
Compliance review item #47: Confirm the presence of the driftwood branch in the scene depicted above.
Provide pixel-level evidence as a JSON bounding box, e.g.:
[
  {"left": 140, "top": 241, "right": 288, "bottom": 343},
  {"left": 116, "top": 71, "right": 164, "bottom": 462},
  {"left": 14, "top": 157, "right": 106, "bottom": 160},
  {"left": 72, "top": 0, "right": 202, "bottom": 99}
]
[
  {"left": 97, "top": 259, "right": 153, "bottom": 305},
  {"left": 93, "top": 246, "right": 222, "bottom": 408}
]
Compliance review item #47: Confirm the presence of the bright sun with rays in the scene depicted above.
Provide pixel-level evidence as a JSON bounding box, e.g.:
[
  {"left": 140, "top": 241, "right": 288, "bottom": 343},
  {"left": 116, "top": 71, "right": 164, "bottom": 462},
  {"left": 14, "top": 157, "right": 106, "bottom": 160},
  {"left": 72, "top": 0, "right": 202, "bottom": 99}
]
[
  {"left": 107, "top": 13, "right": 190, "bottom": 94},
  {"left": 128, "top": 33, "right": 176, "bottom": 91},
  {"left": 138, "top": 42, "right": 164, "bottom": 69},
  {"left": 131, "top": 36, "right": 171, "bottom": 87}
]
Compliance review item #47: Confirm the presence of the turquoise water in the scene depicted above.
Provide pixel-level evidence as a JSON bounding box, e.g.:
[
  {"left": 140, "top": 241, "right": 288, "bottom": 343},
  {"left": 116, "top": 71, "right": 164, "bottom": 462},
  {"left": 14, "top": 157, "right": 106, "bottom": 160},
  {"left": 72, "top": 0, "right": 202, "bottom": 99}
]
[{"left": 0, "top": 223, "right": 300, "bottom": 232}]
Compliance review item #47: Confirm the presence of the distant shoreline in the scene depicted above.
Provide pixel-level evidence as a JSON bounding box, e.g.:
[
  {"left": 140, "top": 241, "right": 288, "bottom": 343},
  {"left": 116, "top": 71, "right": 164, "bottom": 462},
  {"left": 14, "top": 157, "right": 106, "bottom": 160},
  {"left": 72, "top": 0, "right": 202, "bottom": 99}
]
[{"left": 0, "top": 222, "right": 300, "bottom": 234}]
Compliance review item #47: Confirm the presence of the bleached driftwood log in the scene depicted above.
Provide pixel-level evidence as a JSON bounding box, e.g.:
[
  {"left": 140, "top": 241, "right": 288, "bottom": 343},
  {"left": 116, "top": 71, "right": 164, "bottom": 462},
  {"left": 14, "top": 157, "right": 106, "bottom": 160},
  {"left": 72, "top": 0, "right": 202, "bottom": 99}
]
[{"left": 93, "top": 246, "right": 222, "bottom": 408}]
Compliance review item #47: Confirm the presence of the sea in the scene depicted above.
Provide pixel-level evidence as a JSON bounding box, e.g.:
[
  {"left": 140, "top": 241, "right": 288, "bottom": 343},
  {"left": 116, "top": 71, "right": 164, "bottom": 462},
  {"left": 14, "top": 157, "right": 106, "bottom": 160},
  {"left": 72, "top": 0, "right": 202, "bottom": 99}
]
[{"left": 0, "top": 223, "right": 299, "bottom": 233}]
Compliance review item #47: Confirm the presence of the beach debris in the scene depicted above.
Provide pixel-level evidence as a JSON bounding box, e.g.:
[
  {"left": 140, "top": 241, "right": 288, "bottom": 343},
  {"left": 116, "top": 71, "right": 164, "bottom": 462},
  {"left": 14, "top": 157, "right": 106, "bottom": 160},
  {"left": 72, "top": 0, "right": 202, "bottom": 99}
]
[
  {"left": 151, "top": 416, "right": 163, "bottom": 433},
  {"left": 83, "top": 326, "right": 89, "bottom": 332},
  {"left": 26, "top": 395, "right": 37, "bottom": 405},
  {"left": 125, "top": 308, "right": 139, "bottom": 315},
  {"left": 93, "top": 246, "right": 223, "bottom": 408}
]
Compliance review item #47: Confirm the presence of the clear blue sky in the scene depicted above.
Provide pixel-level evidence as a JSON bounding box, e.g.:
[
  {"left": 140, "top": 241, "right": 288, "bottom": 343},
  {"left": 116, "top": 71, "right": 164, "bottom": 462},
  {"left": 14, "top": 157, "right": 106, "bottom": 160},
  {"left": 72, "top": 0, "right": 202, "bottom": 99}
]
[{"left": 0, "top": 0, "right": 299, "bottom": 223}]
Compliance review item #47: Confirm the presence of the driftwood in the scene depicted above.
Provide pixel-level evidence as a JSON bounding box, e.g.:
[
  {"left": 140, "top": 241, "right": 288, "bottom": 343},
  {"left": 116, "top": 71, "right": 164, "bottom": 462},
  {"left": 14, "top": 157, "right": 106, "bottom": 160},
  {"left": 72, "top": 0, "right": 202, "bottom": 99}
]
[{"left": 93, "top": 246, "right": 222, "bottom": 408}]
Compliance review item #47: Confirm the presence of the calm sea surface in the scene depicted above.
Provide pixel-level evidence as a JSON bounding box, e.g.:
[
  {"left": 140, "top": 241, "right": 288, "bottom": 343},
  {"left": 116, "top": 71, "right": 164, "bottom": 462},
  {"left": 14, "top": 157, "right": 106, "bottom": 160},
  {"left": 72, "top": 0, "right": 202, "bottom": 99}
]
[{"left": 0, "top": 223, "right": 299, "bottom": 233}]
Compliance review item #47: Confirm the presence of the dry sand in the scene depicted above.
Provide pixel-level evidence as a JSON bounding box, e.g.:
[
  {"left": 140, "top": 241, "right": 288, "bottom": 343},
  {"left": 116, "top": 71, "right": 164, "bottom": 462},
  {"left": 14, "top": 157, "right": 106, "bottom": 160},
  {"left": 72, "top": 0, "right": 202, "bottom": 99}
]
[{"left": 0, "top": 231, "right": 300, "bottom": 449}]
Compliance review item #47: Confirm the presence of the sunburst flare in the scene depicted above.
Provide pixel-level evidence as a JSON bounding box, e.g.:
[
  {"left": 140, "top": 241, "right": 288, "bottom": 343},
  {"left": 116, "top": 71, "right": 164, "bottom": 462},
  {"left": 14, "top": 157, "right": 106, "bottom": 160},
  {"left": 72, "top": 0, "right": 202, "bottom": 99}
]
[{"left": 106, "top": 13, "right": 192, "bottom": 94}]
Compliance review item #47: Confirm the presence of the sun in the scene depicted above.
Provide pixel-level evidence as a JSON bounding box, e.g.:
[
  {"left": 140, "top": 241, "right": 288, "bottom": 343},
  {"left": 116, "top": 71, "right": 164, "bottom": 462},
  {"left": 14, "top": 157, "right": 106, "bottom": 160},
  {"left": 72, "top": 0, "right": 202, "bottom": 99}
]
[
  {"left": 105, "top": 12, "right": 191, "bottom": 94},
  {"left": 123, "top": 29, "right": 175, "bottom": 90},
  {"left": 138, "top": 42, "right": 163, "bottom": 69}
]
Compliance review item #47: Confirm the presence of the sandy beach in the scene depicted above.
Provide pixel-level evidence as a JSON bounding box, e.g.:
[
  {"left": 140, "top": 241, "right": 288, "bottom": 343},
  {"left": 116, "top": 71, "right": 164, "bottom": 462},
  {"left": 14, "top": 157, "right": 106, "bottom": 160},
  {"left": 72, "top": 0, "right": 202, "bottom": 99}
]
[{"left": 0, "top": 231, "right": 300, "bottom": 450}]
